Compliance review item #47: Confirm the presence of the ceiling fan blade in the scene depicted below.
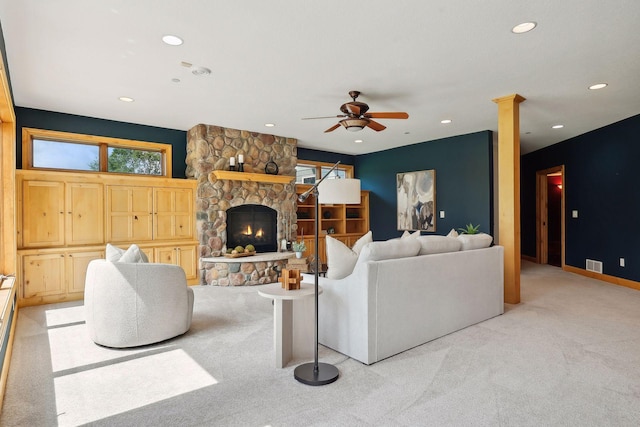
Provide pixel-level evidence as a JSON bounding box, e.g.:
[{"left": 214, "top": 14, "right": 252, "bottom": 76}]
[
  {"left": 366, "top": 120, "right": 387, "bottom": 132},
  {"left": 302, "top": 115, "right": 346, "bottom": 120},
  {"left": 365, "top": 112, "right": 409, "bottom": 119},
  {"left": 324, "top": 123, "right": 341, "bottom": 133}
]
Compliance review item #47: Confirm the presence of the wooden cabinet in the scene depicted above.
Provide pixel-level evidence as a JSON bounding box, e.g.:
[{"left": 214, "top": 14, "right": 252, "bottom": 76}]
[
  {"left": 106, "top": 186, "right": 194, "bottom": 243},
  {"left": 154, "top": 244, "right": 198, "bottom": 281},
  {"left": 16, "top": 170, "right": 198, "bottom": 306},
  {"left": 18, "top": 179, "right": 104, "bottom": 248},
  {"left": 22, "top": 253, "right": 65, "bottom": 299},
  {"left": 21, "top": 180, "right": 65, "bottom": 247},
  {"left": 106, "top": 186, "right": 154, "bottom": 242},
  {"left": 20, "top": 249, "right": 105, "bottom": 301},
  {"left": 66, "top": 183, "right": 104, "bottom": 245},
  {"left": 20, "top": 179, "right": 104, "bottom": 247},
  {"left": 67, "top": 250, "right": 104, "bottom": 294},
  {"left": 295, "top": 186, "right": 370, "bottom": 264},
  {"left": 153, "top": 188, "right": 194, "bottom": 240}
]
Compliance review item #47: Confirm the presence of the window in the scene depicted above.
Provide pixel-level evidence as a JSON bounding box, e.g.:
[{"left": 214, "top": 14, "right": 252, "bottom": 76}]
[
  {"left": 295, "top": 160, "right": 353, "bottom": 184},
  {"left": 23, "top": 128, "right": 172, "bottom": 177}
]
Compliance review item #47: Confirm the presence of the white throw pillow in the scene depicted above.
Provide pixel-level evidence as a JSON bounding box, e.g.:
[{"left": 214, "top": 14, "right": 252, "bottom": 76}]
[
  {"left": 325, "top": 231, "right": 373, "bottom": 280},
  {"left": 457, "top": 233, "right": 493, "bottom": 251},
  {"left": 107, "top": 243, "right": 149, "bottom": 263},
  {"left": 358, "top": 238, "right": 421, "bottom": 263},
  {"left": 106, "top": 243, "right": 126, "bottom": 262},
  {"left": 447, "top": 228, "right": 459, "bottom": 238},
  {"left": 415, "top": 235, "right": 462, "bottom": 255},
  {"left": 401, "top": 230, "right": 421, "bottom": 239}
]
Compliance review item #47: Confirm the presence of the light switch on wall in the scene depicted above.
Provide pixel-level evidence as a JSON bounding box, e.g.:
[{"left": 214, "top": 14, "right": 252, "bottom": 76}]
[
  {"left": 572, "top": 210, "right": 579, "bottom": 218},
  {"left": 440, "top": 211, "right": 445, "bottom": 218}
]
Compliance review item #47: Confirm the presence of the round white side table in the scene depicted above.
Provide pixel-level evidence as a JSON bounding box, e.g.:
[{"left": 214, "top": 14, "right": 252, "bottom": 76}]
[{"left": 258, "top": 282, "right": 322, "bottom": 368}]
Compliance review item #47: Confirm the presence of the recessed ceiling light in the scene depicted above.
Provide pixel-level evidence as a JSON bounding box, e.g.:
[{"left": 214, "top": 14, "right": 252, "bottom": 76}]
[
  {"left": 552, "top": 124, "right": 564, "bottom": 129},
  {"left": 589, "top": 83, "right": 608, "bottom": 90},
  {"left": 118, "top": 96, "right": 134, "bottom": 102},
  {"left": 354, "top": 139, "right": 363, "bottom": 143},
  {"left": 440, "top": 119, "right": 452, "bottom": 124},
  {"left": 512, "top": 22, "right": 537, "bottom": 34},
  {"left": 162, "top": 35, "right": 183, "bottom": 46},
  {"left": 264, "top": 123, "right": 275, "bottom": 127},
  {"left": 191, "top": 66, "right": 211, "bottom": 76}
]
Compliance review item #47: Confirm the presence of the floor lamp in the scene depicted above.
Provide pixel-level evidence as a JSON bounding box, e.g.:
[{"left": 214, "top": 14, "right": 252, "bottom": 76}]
[{"left": 294, "top": 161, "right": 361, "bottom": 386}]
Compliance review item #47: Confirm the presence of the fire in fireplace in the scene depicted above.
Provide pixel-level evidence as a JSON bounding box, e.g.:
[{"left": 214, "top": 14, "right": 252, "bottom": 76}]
[{"left": 226, "top": 205, "right": 278, "bottom": 253}]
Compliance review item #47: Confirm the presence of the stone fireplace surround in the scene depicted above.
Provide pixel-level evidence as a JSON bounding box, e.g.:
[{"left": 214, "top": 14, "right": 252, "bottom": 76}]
[{"left": 186, "top": 124, "right": 298, "bottom": 286}]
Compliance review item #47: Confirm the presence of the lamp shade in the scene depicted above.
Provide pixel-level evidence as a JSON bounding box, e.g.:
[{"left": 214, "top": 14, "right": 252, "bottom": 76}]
[{"left": 318, "top": 178, "right": 361, "bottom": 204}]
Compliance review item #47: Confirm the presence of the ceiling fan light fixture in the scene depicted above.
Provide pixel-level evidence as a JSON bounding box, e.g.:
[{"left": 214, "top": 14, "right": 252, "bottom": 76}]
[{"left": 340, "top": 118, "right": 368, "bottom": 131}]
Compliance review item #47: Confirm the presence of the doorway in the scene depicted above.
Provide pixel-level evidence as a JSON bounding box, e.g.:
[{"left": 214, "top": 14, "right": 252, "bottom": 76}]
[{"left": 536, "top": 166, "right": 565, "bottom": 267}]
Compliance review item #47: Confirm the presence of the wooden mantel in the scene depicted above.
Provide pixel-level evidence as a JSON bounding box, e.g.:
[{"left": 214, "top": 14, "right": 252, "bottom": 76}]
[{"left": 211, "top": 170, "right": 294, "bottom": 184}]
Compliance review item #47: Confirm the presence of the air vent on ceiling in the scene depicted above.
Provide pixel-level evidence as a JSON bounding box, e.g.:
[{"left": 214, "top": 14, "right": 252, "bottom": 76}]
[{"left": 586, "top": 259, "right": 603, "bottom": 274}]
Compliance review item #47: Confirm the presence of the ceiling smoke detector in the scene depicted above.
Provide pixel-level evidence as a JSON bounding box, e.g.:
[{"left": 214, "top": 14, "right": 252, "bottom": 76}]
[{"left": 192, "top": 66, "right": 211, "bottom": 76}]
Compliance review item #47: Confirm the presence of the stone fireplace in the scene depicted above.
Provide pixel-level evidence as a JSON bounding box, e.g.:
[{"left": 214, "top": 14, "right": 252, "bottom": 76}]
[{"left": 186, "top": 124, "right": 297, "bottom": 285}]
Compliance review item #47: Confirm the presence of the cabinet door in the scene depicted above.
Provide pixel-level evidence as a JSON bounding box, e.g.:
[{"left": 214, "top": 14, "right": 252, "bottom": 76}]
[
  {"left": 67, "top": 250, "right": 104, "bottom": 294},
  {"left": 154, "top": 245, "right": 198, "bottom": 281},
  {"left": 22, "top": 181, "right": 65, "bottom": 247},
  {"left": 22, "top": 253, "right": 65, "bottom": 298},
  {"left": 66, "top": 182, "right": 104, "bottom": 245},
  {"left": 154, "top": 188, "right": 194, "bottom": 240},
  {"left": 301, "top": 237, "right": 327, "bottom": 265},
  {"left": 107, "top": 186, "right": 153, "bottom": 242}
]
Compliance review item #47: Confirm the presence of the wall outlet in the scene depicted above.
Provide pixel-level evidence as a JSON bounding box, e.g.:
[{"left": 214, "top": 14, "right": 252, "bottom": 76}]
[
  {"left": 620, "top": 258, "right": 625, "bottom": 267},
  {"left": 440, "top": 211, "right": 445, "bottom": 219},
  {"left": 572, "top": 210, "right": 579, "bottom": 218}
]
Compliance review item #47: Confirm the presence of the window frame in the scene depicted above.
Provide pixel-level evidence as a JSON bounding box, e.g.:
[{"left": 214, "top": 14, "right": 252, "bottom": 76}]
[
  {"left": 295, "top": 160, "right": 354, "bottom": 184},
  {"left": 22, "top": 128, "right": 172, "bottom": 177}
]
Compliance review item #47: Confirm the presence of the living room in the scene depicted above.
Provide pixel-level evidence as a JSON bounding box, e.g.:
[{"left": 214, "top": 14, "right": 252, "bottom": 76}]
[{"left": 1, "top": 1, "right": 640, "bottom": 425}]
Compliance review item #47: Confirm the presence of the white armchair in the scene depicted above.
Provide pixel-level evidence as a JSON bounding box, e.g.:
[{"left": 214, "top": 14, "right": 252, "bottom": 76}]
[{"left": 84, "top": 260, "right": 194, "bottom": 348}]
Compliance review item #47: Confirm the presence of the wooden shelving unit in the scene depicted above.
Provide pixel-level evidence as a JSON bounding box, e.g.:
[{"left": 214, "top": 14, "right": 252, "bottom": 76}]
[
  {"left": 212, "top": 170, "right": 294, "bottom": 184},
  {"left": 295, "top": 185, "right": 369, "bottom": 264}
]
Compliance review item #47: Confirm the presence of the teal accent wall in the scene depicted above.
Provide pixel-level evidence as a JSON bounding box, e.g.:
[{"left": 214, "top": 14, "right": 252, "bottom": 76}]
[
  {"left": 521, "top": 113, "right": 640, "bottom": 282},
  {"left": 15, "top": 107, "right": 188, "bottom": 178},
  {"left": 355, "top": 131, "right": 494, "bottom": 241},
  {"left": 299, "top": 131, "right": 494, "bottom": 241}
]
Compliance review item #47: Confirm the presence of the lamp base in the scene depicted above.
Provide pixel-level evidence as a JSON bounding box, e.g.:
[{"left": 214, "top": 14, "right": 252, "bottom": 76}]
[{"left": 294, "top": 362, "right": 339, "bottom": 386}]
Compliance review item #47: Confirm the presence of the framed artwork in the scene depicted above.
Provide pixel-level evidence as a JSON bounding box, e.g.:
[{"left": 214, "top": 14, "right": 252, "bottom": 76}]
[{"left": 397, "top": 169, "right": 436, "bottom": 232}]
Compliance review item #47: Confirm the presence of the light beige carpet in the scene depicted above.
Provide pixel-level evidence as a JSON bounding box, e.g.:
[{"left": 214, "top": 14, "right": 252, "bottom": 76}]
[{"left": 2, "top": 261, "right": 640, "bottom": 426}]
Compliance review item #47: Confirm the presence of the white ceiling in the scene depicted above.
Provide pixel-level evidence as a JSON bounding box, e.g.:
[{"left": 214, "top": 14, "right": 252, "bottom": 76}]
[{"left": 1, "top": 0, "right": 639, "bottom": 155}]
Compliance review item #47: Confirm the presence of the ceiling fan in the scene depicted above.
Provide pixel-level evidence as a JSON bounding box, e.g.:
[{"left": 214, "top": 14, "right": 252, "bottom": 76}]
[{"left": 303, "top": 91, "right": 409, "bottom": 133}]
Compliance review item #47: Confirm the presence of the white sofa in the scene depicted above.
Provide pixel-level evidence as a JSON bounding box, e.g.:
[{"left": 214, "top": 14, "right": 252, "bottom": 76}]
[
  {"left": 84, "top": 260, "right": 194, "bottom": 348},
  {"left": 313, "top": 244, "right": 504, "bottom": 365}
]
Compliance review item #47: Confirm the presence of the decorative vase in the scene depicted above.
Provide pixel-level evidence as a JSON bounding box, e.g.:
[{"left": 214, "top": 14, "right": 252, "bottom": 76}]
[{"left": 295, "top": 251, "right": 303, "bottom": 259}]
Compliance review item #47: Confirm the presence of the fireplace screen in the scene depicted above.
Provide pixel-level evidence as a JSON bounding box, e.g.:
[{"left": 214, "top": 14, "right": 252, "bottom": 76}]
[{"left": 226, "top": 205, "right": 278, "bottom": 253}]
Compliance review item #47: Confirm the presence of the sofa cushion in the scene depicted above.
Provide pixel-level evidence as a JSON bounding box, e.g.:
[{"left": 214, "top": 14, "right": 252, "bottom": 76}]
[
  {"left": 106, "top": 243, "right": 148, "bottom": 263},
  {"left": 457, "top": 233, "right": 493, "bottom": 250},
  {"left": 415, "top": 235, "right": 461, "bottom": 255},
  {"left": 325, "top": 231, "right": 373, "bottom": 279},
  {"left": 358, "top": 238, "right": 421, "bottom": 263}
]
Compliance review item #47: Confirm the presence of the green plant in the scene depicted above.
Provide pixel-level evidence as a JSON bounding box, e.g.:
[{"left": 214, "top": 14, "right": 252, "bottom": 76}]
[
  {"left": 292, "top": 241, "right": 307, "bottom": 252},
  {"left": 458, "top": 223, "right": 480, "bottom": 234}
]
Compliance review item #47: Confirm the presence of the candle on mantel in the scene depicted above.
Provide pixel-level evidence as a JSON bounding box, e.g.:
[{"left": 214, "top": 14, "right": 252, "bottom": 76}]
[
  {"left": 229, "top": 156, "right": 235, "bottom": 166},
  {"left": 238, "top": 154, "right": 244, "bottom": 163}
]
